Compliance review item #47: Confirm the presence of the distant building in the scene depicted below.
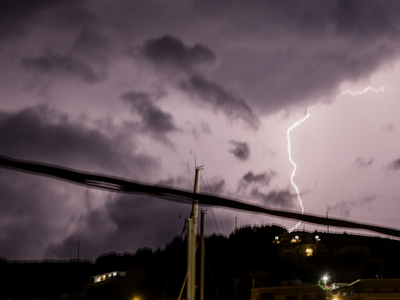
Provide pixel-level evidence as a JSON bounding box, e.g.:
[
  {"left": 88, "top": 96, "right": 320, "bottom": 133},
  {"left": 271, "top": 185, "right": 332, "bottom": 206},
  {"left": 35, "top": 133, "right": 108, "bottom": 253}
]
[
  {"left": 60, "top": 271, "right": 129, "bottom": 300},
  {"left": 90, "top": 270, "right": 126, "bottom": 283},
  {"left": 331, "top": 283, "right": 349, "bottom": 290},
  {"left": 331, "top": 279, "right": 400, "bottom": 299},
  {"left": 273, "top": 232, "right": 326, "bottom": 265},
  {"left": 252, "top": 283, "right": 325, "bottom": 300}
]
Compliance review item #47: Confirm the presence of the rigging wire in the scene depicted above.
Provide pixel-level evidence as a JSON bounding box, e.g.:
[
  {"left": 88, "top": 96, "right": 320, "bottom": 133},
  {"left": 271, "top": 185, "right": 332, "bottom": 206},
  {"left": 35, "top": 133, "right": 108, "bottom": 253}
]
[
  {"left": 202, "top": 169, "right": 224, "bottom": 234},
  {"left": 160, "top": 221, "right": 187, "bottom": 300}
]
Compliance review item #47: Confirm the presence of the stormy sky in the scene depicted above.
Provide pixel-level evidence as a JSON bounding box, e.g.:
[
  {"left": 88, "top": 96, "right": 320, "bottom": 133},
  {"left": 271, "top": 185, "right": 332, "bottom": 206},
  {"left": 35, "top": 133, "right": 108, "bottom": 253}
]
[{"left": 1, "top": 0, "right": 400, "bottom": 260}]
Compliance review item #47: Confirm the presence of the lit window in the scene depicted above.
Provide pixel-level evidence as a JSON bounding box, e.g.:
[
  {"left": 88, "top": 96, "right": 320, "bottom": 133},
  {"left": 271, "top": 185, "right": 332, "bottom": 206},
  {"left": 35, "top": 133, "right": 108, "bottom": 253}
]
[{"left": 306, "top": 248, "right": 313, "bottom": 256}]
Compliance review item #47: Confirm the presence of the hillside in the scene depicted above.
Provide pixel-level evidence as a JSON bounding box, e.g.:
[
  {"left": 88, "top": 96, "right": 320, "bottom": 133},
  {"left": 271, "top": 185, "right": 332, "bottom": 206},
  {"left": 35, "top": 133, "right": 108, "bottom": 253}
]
[{"left": 1, "top": 225, "right": 400, "bottom": 300}]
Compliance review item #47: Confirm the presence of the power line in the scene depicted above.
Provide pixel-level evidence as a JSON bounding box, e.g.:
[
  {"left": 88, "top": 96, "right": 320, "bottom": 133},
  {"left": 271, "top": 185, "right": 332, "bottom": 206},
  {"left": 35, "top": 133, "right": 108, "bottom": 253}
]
[{"left": 1, "top": 154, "right": 400, "bottom": 238}]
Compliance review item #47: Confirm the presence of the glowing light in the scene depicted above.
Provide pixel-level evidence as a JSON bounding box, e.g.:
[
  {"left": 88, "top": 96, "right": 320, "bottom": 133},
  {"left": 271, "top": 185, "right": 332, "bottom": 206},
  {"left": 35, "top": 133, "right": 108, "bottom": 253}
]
[
  {"left": 287, "top": 105, "right": 316, "bottom": 232},
  {"left": 323, "top": 275, "right": 328, "bottom": 286}
]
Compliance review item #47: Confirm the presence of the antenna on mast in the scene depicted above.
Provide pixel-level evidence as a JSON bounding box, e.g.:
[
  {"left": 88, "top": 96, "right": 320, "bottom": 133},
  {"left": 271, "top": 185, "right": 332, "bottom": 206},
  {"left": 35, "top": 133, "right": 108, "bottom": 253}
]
[
  {"left": 187, "top": 150, "right": 204, "bottom": 300},
  {"left": 190, "top": 149, "right": 197, "bottom": 168}
]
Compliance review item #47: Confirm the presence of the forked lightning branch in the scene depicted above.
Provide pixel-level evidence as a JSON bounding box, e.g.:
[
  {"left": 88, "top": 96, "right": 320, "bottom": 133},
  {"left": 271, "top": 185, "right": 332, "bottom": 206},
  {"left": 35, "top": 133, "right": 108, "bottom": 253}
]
[{"left": 286, "top": 85, "right": 387, "bottom": 232}]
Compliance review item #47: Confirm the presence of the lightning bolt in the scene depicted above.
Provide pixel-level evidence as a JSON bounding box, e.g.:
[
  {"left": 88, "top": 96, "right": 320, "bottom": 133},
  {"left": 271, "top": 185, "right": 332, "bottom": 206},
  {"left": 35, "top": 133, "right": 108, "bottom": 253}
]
[
  {"left": 286, "top": 85, "right": 395, "bottom": 232},
  {"left": 287, "top": 105, "right": 316, "bottom": 232},
  {"left": 339, "top": 85, "right": 385, "bottom": 96}
]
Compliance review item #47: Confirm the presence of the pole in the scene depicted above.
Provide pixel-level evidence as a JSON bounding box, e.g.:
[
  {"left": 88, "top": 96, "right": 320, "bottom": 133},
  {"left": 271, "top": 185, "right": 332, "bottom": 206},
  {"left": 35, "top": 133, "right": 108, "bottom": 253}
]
[
  {"left": 187, "top": 218, "right": 196, "bottom": 300},
  {"left": 326, "top": 211, "right": 329, "bottom": 233},
  {"left": 78, "top": 241, "right": 80, "bottom": 261},
  {"left": 190, "top": 166, "right": 204, "bottom": 230},
  {"left": 187, "top": 165, "right": 204, "bottom": 300},
  {"left": 200, "top": 210, "right": 207, "bottom": 300}
]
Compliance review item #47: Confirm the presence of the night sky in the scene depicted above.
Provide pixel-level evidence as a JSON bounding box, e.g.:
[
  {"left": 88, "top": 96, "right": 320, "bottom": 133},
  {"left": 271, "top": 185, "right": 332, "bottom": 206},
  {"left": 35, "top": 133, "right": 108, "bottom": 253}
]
[{"left": 1, "top": 0, "right": 400, "bottom": 261}]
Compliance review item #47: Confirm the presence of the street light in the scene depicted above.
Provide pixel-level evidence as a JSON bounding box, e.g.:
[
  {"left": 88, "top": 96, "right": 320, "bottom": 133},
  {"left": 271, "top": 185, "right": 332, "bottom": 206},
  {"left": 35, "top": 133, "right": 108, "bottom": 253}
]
[{"left": 322, "top": 275, "right": 328, "bottom": 287}]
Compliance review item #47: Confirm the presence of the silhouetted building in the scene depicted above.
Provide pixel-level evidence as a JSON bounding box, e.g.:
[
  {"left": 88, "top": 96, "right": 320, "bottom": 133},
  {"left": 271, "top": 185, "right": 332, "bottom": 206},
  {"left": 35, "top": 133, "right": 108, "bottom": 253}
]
[
  {"left": 60, "top": 291, "right": 87, "bottom": 300},
  {"left": 251, "top": 283, "right": 325, "bottom": 300},
  {"left": 331, "top": 279, "right": 400, "bottom": 299}
]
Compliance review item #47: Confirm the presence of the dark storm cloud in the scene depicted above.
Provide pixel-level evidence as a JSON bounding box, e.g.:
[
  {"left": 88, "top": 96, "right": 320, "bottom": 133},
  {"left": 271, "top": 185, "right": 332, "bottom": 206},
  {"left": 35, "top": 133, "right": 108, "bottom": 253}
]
[
  {"left": 179, "top": 75, "right": 260, "bottom": 129},
  {"left": 105, "top": 194, "right": 188, "bottom": 250},
  {"left": 0, "top": 0, "right": 94, "bottom": 41},
  {"left": 327, "top": 196, "right": 375, "bottom": 217},
  {"left": 45, "top": 235, "right": 93, "bottom": 261},
  {"left": 354, "top": 157, "right": 374, "bottom": 167},
  {"left": 71, "top": 28, "right": 110, "bottom": 61},
  {"left": 45, "top": 194, "right": 187, "bottom": 259},
  {"left": 139, "top": 35, "right": 259, "bottom": 129},
  {"left": 250, "top": 188, "right": 295, "bottom": 209},
  {"left": 205, "top": 179, "right": 225, "bottom": 195},
  {"left": 5, "top": 1, "right": 400, "bottom": 115},
  {"left": 121, "top": 1, "right": 400, "bottom": 116},
  {"left": 0, "top": 170, "right": 91, "bottom": 260},
  {"left": 0, "top": 0, "right": 62, "bottom": 40},
  {"left": 335, "top": 0, "right": 397, "bottom": 37},
  {"left": 0, "top": 105, "right": 160, "bottom": 260},
  {"left": 242, "top": 171, "right": 276, "bottom": 185},
  {"left": 189, "top": 122, "right": 212, "bottom": 141},
  {"left": 21, "top": 53, "right": 102, "bottom": 83},
  {"left": 173, "top": 0, "right": 400, "bottom": 114},
  {"left": 246, "top": 43, "right": 396, "bottom": 113},
  {"left": 2, "top": 0, "right": 400, "bottom": 261},
  {"left": 228, "top": 141, "right": 250, "bottom": 161},
  {"left": 238, "top": 170, "right": 276, "bottom": 191},
  {"left": 0, "top": 105, "right": 158, "bottom": 174},
  {"left": 44, "top": 202, "right": 115, "bottom": 260},
  {"left": 122, "top": 91, "right": 177, "bottom": 141},
  {"left": 387, "top": 158, "right": 400, "bottom": 171},
  {"left": 138, "top": 35, "right": 260, "bottom": 128},
  {"left": 141, "top": 35, "right": 216, "bottom": 71}
]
